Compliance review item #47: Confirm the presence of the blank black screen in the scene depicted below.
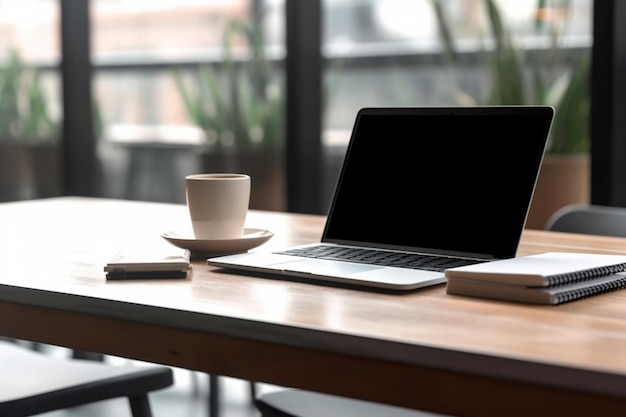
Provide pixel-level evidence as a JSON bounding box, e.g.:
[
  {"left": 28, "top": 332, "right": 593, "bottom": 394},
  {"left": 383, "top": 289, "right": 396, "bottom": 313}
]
[{"left": 323, "top": 106, "right": 554, "bottom": 259}]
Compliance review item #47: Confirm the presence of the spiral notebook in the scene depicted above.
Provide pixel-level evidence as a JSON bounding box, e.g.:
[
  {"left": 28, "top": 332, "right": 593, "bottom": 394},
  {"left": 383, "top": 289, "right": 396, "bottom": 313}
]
[{"left": 445, "top": 252, "right": 626, "bottom": 304}]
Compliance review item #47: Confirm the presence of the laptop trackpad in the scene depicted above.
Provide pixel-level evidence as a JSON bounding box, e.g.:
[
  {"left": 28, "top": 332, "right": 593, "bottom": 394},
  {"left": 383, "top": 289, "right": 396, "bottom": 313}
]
[{"left": 281, "top": 259, "right": 381, "bottom": 276}]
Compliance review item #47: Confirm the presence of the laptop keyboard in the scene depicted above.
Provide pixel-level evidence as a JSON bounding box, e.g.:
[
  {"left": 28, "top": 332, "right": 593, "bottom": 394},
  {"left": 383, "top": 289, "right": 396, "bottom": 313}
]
[{"left": 274, "top": 245, "right": 485, "bottom": 272}]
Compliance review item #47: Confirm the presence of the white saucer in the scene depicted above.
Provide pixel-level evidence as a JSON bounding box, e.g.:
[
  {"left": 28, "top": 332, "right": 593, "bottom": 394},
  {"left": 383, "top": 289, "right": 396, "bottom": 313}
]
[{"left": 161, "top": 228, "right": 274, "bottom": 256}]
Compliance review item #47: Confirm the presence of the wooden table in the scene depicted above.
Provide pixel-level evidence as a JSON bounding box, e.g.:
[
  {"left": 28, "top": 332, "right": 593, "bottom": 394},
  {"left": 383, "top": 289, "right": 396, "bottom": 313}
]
[{"left": 2, "top": 197, "right": 626, "bottom": 417}]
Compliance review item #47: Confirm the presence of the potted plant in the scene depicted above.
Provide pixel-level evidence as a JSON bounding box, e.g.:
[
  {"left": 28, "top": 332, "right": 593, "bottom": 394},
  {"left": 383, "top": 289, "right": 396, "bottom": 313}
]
[
  {"left": 528, "top": 49, "right": 590, "bottom": 230},
  {"left": 0, "top": 49, "right": 60, "bottom": 201},
  {"left": 432, "top": 0, "right": 590, "bottom": 229},
  {"left": 174, "top": 17, "right": 285, "bottom": 211}
]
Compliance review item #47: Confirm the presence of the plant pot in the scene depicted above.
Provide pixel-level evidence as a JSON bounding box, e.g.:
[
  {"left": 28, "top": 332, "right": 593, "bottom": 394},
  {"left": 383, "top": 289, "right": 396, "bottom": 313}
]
[
  {"left": 199, "top": 146, "right": 286, "bottom": 211},
  {"left": 0, "top": 142, "right": 36, "bottom": 201},
  {"left": 526, "top": 153, "right": 590, "bottom": 230},
  {"left": 0, "top": 141, "right": 62, "bottom": 202},
  {"left": 31, "top": 142, "right": 62, "bottom": 198}
]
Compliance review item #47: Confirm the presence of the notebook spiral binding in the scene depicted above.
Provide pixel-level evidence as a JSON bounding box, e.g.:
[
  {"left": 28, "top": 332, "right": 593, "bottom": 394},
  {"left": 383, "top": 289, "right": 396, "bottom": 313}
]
[
  {"left": 549, "top": 264, "right": 626, "bottom": 286},
  {"left": 556, "top": 277, "right": 626, "bottom": 304}
]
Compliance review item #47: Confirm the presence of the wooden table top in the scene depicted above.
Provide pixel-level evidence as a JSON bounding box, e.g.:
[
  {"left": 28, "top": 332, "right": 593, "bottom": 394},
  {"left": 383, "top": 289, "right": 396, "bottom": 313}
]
[{"left": 1, "top": 197, "right": 626, "bottom": 417}]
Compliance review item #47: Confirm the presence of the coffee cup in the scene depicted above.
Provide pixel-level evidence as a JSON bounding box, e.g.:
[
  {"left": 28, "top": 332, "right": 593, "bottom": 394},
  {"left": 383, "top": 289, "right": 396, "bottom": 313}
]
[{"left": 185, "top": 173, "right": 251, "bottom": 240}]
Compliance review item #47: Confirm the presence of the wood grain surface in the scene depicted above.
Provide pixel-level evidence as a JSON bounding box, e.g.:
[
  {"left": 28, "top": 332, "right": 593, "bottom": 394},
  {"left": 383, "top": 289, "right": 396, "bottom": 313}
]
[{"left": 1, "top": 197, "right": 626, "bottom": 417}]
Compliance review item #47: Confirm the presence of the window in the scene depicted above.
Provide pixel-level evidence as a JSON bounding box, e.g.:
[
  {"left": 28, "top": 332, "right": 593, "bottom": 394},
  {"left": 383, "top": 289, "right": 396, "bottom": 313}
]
[
  {"left": 0, "top": 0, "right": 597, "bottom": 215},
  {"left": 0, "top": 0, "right": 61, "bottom": 202},
  {"left": 92, "top": 0, "right": 287, "bottom": 210}
]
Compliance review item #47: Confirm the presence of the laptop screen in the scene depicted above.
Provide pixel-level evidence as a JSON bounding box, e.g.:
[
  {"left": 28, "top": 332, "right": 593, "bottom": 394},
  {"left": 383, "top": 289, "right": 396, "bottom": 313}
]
[{"left": 322, "top": 106, "right": 554, "bottom": 259}]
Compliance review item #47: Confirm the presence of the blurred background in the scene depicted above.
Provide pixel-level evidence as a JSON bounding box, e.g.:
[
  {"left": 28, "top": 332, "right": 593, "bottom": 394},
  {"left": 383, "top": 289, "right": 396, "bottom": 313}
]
[{"left": 0, "top": 0, "right": 604, "bottom": 228}]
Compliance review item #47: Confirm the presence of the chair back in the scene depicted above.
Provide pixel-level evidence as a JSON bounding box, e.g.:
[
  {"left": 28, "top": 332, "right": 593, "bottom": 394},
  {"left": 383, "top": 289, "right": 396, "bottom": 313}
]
[{"left": 545, "top": 204, "right": 626, "bottom": 237}]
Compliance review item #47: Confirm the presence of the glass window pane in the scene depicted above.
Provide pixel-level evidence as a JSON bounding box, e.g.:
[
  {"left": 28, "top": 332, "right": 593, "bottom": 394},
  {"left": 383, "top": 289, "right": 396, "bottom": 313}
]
[
  {"left": 93, "top": 0, "right": 287, "bottom": 210},
  {"left": 320, "top": 0, "right": 592, "bottom": 206},
  {"left": 322, "top": 0, "right": 592, "bottom": 130},
  {"left": 0, "top": 0, "right": 61, "bottom": 202}
]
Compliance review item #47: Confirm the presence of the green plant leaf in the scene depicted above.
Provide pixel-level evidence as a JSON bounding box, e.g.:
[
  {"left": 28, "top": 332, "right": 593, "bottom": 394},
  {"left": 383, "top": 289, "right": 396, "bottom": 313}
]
[
  {"left": 171, "top": 15, "right": 284, "bottom": 149},
  {"left": 432, "top": 0, "right": 589, "bottom": 154},
  {"left": 547, "top": 52, "right": 590, "bottom": 153},
  {"left": 0, "top": 49, "right": 57, "bottom": 141}
]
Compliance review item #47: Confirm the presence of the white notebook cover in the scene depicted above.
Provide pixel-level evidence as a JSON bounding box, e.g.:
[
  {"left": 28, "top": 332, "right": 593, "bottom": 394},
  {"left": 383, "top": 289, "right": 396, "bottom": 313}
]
[{"left": 444, "top": 252, "right": 626, "bottom": 287}]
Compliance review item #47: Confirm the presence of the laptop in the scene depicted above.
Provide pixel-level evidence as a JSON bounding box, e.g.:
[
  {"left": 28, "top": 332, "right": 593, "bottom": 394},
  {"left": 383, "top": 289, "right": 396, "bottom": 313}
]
[{"left": 208, "top": 106, "right": 554, "bottom": 291}]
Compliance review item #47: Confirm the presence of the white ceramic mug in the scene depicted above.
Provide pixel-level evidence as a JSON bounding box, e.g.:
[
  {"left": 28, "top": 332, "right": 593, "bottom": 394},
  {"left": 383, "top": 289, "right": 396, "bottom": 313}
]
[{"left": 185, "top": 173, "right": 251, "bottom": 240}]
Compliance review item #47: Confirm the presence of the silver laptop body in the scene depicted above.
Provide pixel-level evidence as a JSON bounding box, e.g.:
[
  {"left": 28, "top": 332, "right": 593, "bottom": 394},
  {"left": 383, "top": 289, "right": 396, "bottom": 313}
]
[{"left": 208, "top": 106, "right": 554, "bottom": 291}]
